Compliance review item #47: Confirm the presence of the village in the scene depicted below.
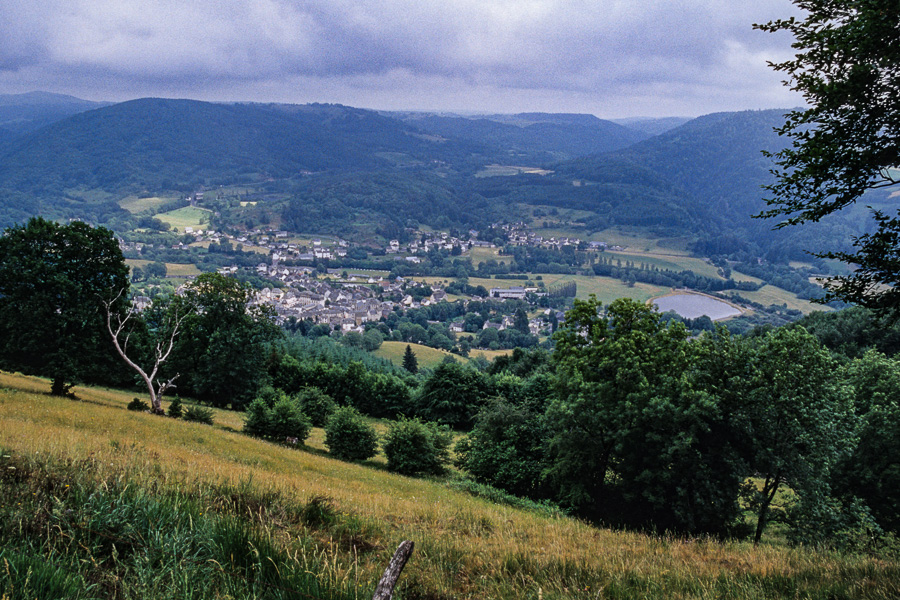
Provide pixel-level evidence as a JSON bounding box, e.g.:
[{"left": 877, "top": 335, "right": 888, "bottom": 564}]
[{"left": 120, "top": 219, "right": 588, "bottom": 342}]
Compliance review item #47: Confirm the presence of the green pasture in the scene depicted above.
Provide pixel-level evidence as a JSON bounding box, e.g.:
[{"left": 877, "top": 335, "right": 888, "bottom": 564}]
[{"left": 156, "top": 206, "right": 212, "bottom": 232}]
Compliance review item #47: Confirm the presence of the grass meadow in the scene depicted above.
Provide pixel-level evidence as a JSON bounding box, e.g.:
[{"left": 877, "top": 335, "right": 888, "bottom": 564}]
[
  {"left": 374, "top": 341, "right": 466, "bottom": 370},
  {"left": 155, "top": 206, "right": 213, "bottom": 232},
  {"left": 2, "top": 371, "right": 898, "bottom": 599},
  {"left": 118, "top": 195, "right": 178, "bottom": 214}
]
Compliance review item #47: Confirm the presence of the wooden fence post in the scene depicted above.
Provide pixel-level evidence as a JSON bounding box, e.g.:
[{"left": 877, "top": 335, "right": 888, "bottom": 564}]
[{"left": 372, "top": 540, "right": 415, "bottom": 600}]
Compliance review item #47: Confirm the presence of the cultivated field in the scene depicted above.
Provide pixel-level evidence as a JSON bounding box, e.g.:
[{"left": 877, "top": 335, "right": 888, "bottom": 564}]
[
  {"left": 723, "top": 285, "right": 831, "bottom": 315},
  {"left": 155, "top": 206, "right": 212, "bottom": 232},
  {"left": 1, "top": 371, "right": 897, "bottom": 599},
  {"left": 119, "top": 195, "right": 178, "bottom": 213}
]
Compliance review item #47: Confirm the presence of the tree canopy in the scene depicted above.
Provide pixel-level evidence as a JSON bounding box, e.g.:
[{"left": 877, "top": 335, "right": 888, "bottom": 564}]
[
  {"left": 169, "top": 272, "right": 282, "bottom": 409},
  {"left": 756, "top": 0, "right": 900, "bottom": 310},
  {"left": 0, "top": 217, "right": 129, "bottom": 395}
]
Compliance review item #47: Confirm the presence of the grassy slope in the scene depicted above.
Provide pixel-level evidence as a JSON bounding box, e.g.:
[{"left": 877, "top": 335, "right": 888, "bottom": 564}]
[
  {"left": 2, "top": 371, "right": 898, "bottom": 599},
  {"left": 374, "top": 341, "right": 466, "bottom": 370}
]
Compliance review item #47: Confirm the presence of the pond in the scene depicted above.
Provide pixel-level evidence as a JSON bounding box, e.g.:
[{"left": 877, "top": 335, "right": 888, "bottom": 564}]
[{"left": 652, "top": 294, "right": 741, "bottom": 321}]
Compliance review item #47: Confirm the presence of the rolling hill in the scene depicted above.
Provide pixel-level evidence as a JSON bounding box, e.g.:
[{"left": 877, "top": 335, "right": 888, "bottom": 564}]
[{"left": 391, "top": 111, "right": 648, "bottom": 161}]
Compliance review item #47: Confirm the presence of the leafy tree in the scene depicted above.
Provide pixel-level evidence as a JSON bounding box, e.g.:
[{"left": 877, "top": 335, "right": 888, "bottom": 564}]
[
  {"left": 832, "top": 351, "right": 900, "bottom": 534},
  {"left": 402, "top": 344, "right": 418, "bottom": 374},
  {"left": 742, "top": 326, "right": 854, "bottom": 544},
  {"left": 455, "top": 398, "right": 550, "bottom": 498},
  {"left": 324, "top": 406, "right": 378, "bottom": 461},
  {"left": 417, "top": 361, "right": 493, "bottom": 428},
  {"left": 0, "top": 217, "right": 130, "bottom": 396},
  {"left": 295, "top": 387, "right": 337, "bottom": 427},
  {"left": 243, "top": 391, "right": 311, "bottom": 443},
  {"left": 383, "top": 416, "right": 453, "bottom": 476},
  {"left": 145, "top": 261, "right": 168, "bottom": 279},
  {"left": 362, "top": 328, "right": 384, "bottom": 351},
  {"left": 546, "top": 298, "right": 747, "bottom": 534},
  {"left": 756, "top": 1, "right": 900, "bottom": 310},
  {"left": 170, "top": 273, "right": 282, "bottom": 409}
]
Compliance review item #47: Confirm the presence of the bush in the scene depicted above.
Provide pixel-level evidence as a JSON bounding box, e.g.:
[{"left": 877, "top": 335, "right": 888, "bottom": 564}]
[
  {"left": 244, "top": 398, "right": 272, "bottom": 437},
  {"left": 167, "top": 396, "right": 183, "bottom": 419},
  {"left": 296, "top": 388, "right": 337, "bottom": 427},
  {"left": 127, "top": 397, "right": 149, "bottom": 411},
  {"left": 382, "top": 417, "right": 453, "bottom": 476},
  {"left": 269, "top": 397, "right": 312, "bottom": 442},
  {"left": 324, "top": 407, "right": 378, "bottom": 461},
  {"left": 183, "top": 405, "right": 214, "bottom": 425},
  {"left": 243, "top": 395, "right": 311, "bottom": 444}
]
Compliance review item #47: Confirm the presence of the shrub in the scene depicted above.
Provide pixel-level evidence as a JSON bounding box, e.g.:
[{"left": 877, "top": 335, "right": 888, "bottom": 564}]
[
  {"left": 244, "top": 398, "right": 272, "bottom": 437},
  {"left": 382, "top": 417, "right": 453, "bottom": 476},
  {"left": 324, "top": 407, "right": 378, "bottom": 461},
  {"left": 183, "top": 405, "right": 214, "bottom": 425},
  {"left": 269, "top": 397, "right": 312, "bottom": 442},
  {"left": 127, "top": 397, "right": 149, "bottom": 411},
  {"left": 167, "top": 396, "right": 183, "bottom": 419},
  {"left": 296, "top": 388, "right": 336, "bottom": 427}
]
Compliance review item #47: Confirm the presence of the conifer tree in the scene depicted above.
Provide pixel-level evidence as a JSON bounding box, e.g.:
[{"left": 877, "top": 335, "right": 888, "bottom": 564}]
[{"left": 402, "top": 344, "right": 418, "bottom": 374}]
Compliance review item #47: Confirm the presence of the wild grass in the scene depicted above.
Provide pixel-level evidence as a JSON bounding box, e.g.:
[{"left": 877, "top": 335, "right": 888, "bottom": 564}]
[{"left": 2, "top": 371, "right": 898, "bottom": 599}]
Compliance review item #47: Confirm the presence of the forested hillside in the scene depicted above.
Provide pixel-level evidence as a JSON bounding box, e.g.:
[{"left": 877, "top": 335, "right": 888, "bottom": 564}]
[{"left": 0, "top": 97, "right": 883, "bottom": 263}]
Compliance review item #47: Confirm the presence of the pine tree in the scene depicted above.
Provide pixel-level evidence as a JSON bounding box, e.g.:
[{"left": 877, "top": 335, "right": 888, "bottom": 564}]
[{"left": 402, "top": 344, "right": 418, "bottom": 374}]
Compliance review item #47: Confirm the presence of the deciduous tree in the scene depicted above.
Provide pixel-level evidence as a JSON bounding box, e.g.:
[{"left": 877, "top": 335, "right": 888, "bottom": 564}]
[
  {"left": 0, "top": 217, "right": 129, "bottom": 396},
  {"left": 756, "top": 1, "right": 900, "bottom": 310}
]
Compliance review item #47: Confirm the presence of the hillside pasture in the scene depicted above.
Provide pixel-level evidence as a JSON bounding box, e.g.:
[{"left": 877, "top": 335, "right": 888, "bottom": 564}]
[
  {"left": 119, "top": 194, "right": 177, "bottom": 213},
  {"left": 724, "top": 285, "right": 831, "bottom": 314},
  {"left": 156, "top": 206, "right": 212, "bottom": 232},
  {"left": 1, "top": 371, "right": 897, "bottom": 600},
  {"left": 374, "top": 341, "right": 465, "bottom": 370}
]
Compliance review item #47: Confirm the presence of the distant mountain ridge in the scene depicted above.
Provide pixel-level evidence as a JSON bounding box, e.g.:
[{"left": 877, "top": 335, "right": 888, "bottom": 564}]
[
  {"left": 0, "top": 91, "right": 109, "bottom": 139},
  {"left": 0, "top": 96, "right": 868, "bottom": 260},
  {"left": 391, "top": 111, "right": 647, "bottom": 161}
]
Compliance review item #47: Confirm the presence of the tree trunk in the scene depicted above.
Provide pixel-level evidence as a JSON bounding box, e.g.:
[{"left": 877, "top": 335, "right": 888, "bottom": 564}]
[
  {"left": 754, "top": 473, "right": 781, "bottom": 546},
  {"left": 51, "top": 377, "right": 72, "bottom": 397}
]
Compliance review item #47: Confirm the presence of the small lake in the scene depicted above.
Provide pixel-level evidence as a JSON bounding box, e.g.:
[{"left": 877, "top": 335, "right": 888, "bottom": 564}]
[{"left": 652, "top": 294, "right": 741, "bottom": 321}]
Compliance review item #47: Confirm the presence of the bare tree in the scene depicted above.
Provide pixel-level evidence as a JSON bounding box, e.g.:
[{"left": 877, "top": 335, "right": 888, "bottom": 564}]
[{"left": 104, "top": 291, "right": 191, "bottom": 414}]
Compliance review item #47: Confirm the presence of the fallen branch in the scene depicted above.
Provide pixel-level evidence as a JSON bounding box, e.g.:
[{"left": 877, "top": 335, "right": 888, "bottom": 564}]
[{"left": 372, "top": 540, "right": 414, "bottom": 600}]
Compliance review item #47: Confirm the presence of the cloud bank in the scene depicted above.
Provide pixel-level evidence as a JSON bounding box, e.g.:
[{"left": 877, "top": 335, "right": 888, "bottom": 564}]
[{"left": 0, "top": 0, "right": 803, "bottom": 117}]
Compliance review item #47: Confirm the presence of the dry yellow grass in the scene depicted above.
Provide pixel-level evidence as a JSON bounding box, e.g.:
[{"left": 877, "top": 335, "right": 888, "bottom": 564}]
[{"left": 1, "top": 371, "right": 896, "bottom": 599}]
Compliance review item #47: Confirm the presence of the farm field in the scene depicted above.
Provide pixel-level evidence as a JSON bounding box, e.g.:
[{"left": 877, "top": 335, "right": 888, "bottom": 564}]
[
  {"left": 536, "top": 273, "right": 670, "bottom": 304},
  {"left": 119, "top": 195, "right": 178, "bottom": 213},
  {"left": 124, "top": 259, "right": 201, "bottom": 277},
  {"left": 2, "top": 370, "right": 897, "bottom": 600},
  {"left": 155, "top": 206, "right": 212, "bottom": 232},
  {"left": 723, "top": 285, "right": 831, "bottom": 315},
  {"left": 475, "top": 164, "right": 554, "bottom": 177},
  {"left": 604, "top": 251, "right": 724, "bottom": 279},
  {"left": 466, "top": 245, "right": 502, "bottom": 266}
]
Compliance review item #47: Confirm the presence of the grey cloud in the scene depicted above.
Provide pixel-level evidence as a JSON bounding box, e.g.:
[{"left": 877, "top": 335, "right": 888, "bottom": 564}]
[{"left": 0, "top": 0, "right": 801, "bottom": 116}]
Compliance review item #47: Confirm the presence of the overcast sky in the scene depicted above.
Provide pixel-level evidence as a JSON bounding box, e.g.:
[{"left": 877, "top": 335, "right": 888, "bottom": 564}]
[{"left": 0, "top": 0, "right": 804, "bottom": 118}]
